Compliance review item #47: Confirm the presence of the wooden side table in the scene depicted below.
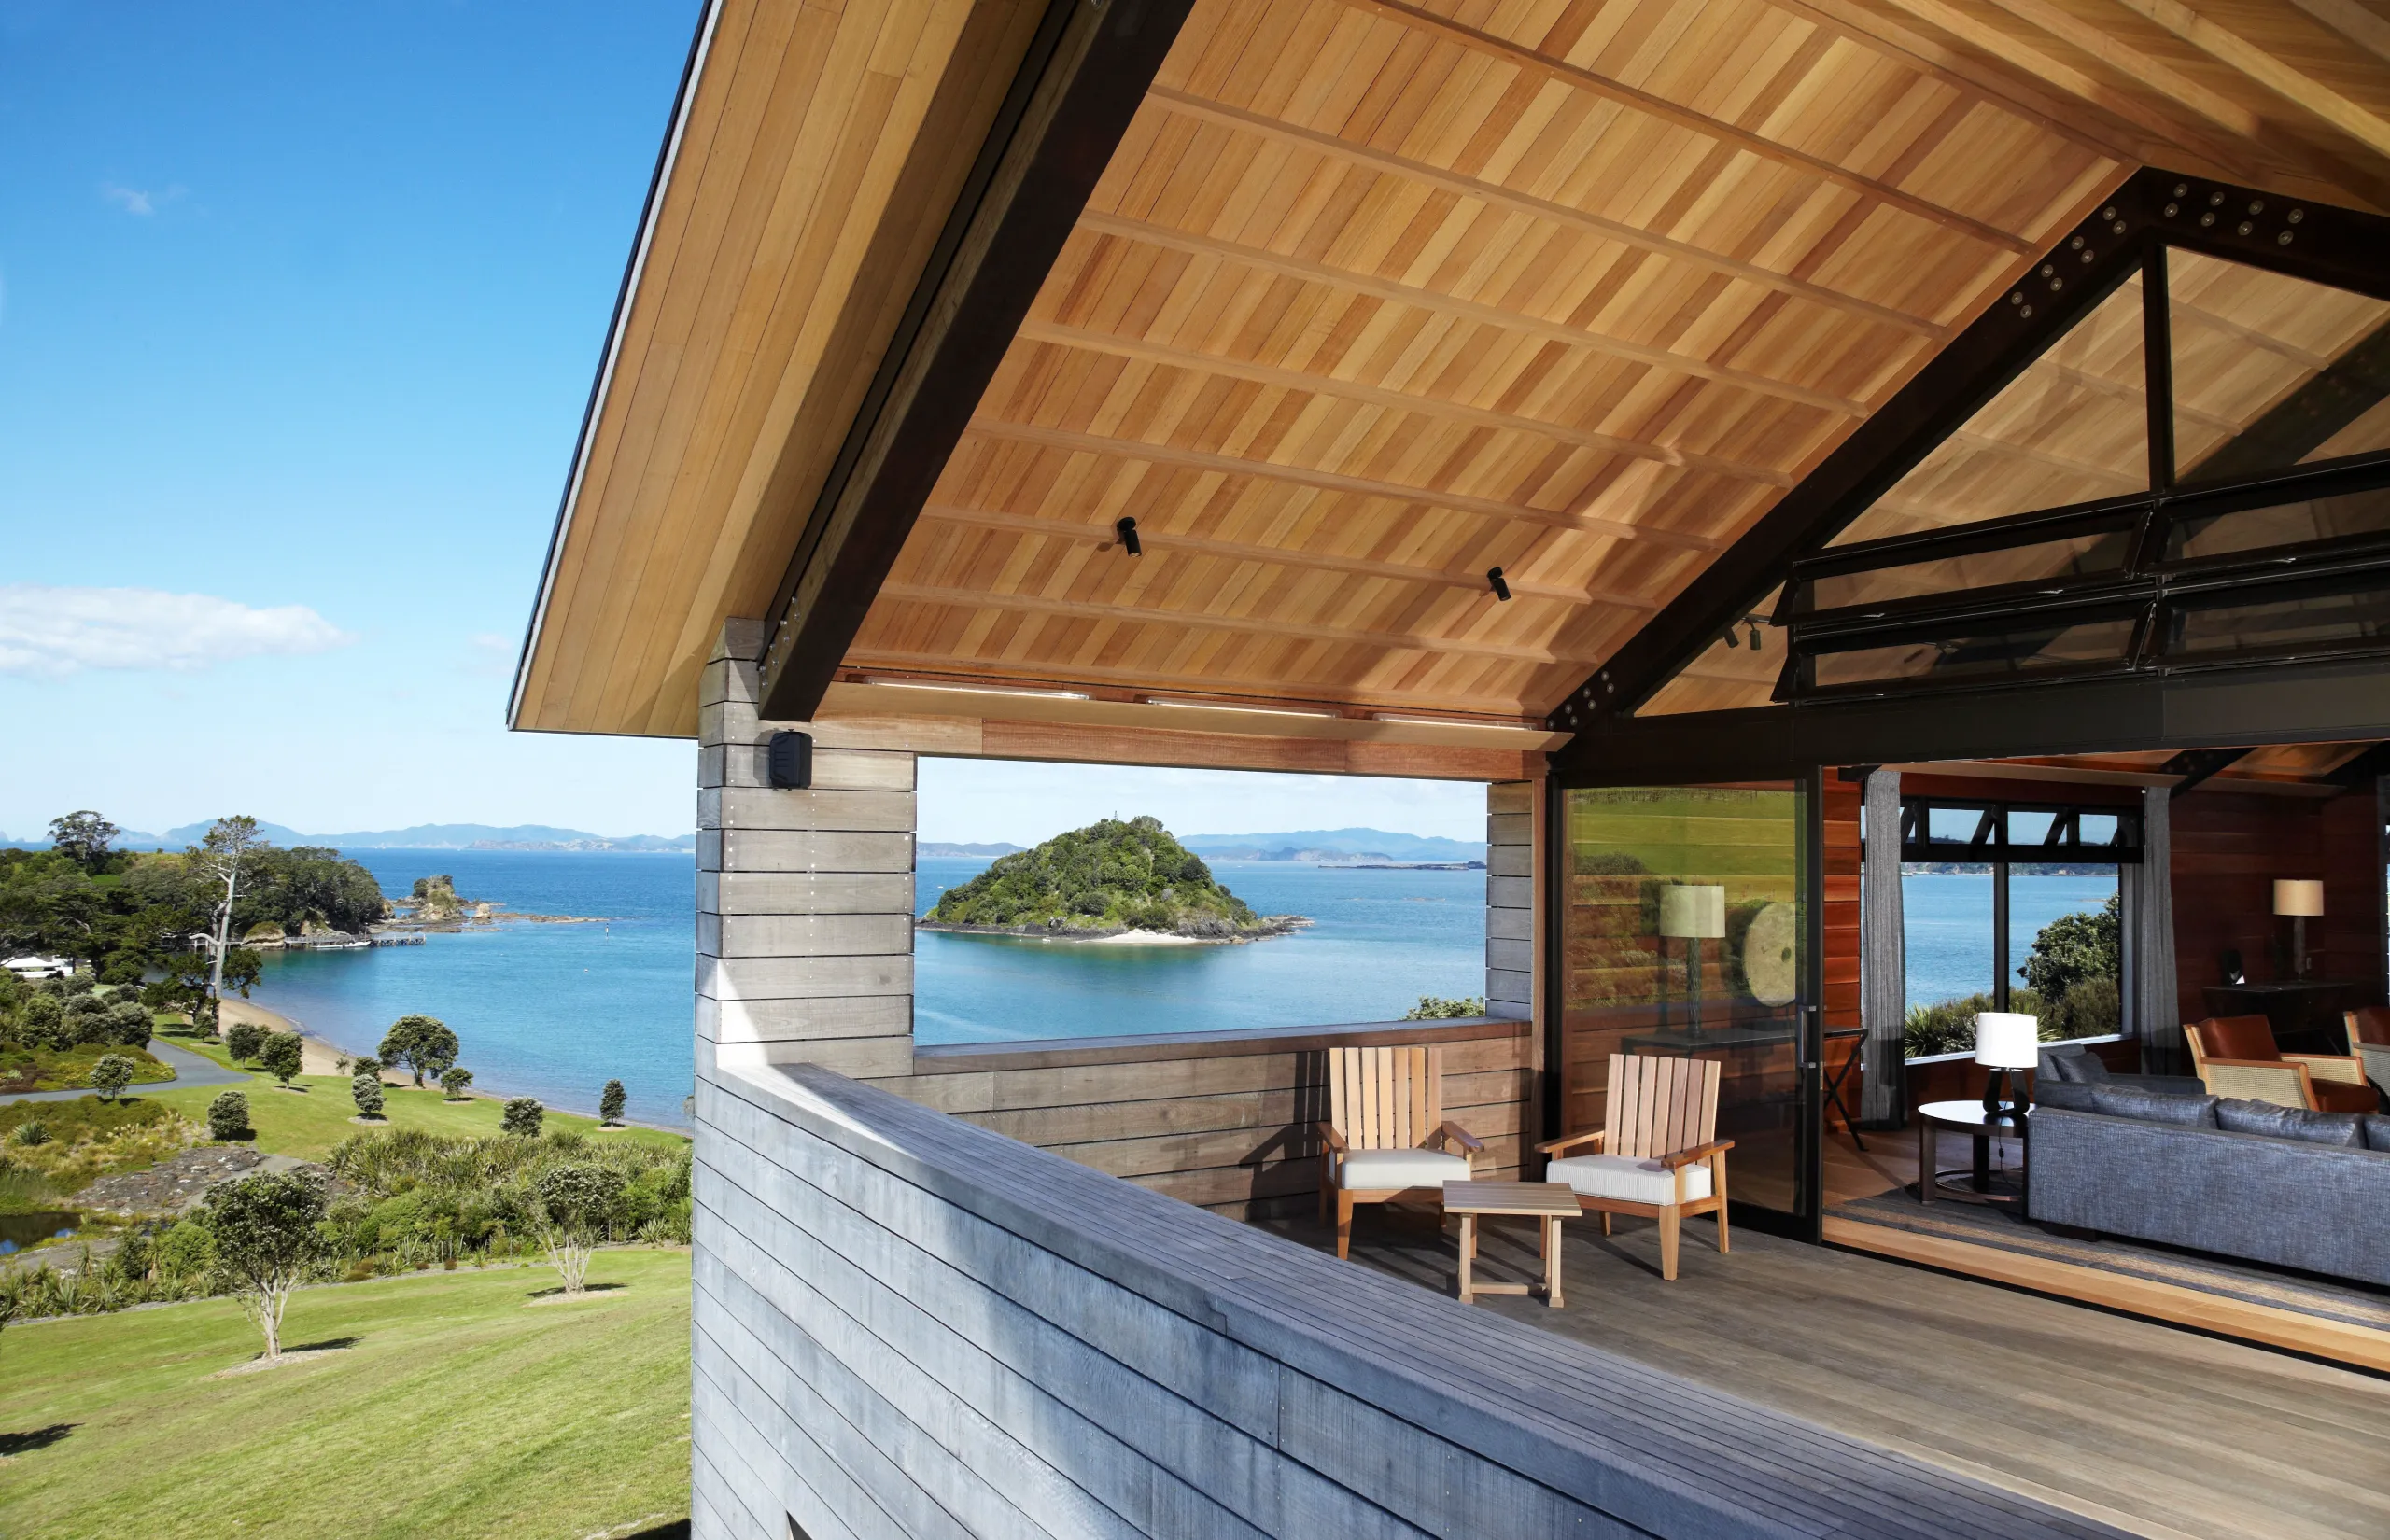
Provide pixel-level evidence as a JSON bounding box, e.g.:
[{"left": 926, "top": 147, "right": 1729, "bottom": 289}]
[{"left": 1444, "top": 1181, "right": 1578, "bottom": 1307}]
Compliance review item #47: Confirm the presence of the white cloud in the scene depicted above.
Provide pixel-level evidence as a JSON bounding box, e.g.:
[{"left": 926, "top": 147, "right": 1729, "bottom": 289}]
[
  {"left": 0, "top": 585, "right": 354, "bottom": 678},
  {"left": 102, "top": 183, "right": 155, "bottom": 216},
  {"left": 462, "top": 631, "right": 517, "bottom": 678}
]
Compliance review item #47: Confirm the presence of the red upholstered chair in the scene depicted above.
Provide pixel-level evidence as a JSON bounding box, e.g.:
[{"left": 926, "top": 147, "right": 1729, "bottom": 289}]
[
  {"left": 2345, "top": 1007, "right": 2390, "bottom": 1046},
  {"left": 2185, "top": 1015, "right": 2377, "bottom": 1113}
]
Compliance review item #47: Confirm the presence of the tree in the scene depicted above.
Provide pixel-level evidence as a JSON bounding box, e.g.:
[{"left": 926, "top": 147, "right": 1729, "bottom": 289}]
[
  {"left": 207, "top": 1090, "right": 251, "bottom": 1141},
  {"left": 2019, "top": 895, "right": 2122, "bottom": 1032},
  {"left": 224, "top": 1020, "right": 265, "bottom": 1063},
  {"left": 88, "top": 1053, "right": 136, "bottom": 1101},
  {"left": 351, "top": 1072, "right": 386, "bottom": 1120},
  {"left": 257, "top": 1031, "right": 304, "bottom": 1088},
  {"left": 377, "top": 1015, "right": 459, "bottom": 1087},
  {"left": 200, "top": 1169, "right": 328, "bottom": 1363},
  {"left": 105, "top": 1001, "right": 152, "bottom": 1048},
  {"left": 348, "top": 1054, "right": 382, "bottom": 1080},
  {"left": 48, "top": 811, "right": 119, "bottom": 871},
  {"left": 440, "top": 1065, "right": 473, "bottom": 1100},
  {"left": 598, "top": 1079, "right": 626, "bottom": 1127},
  {"left": 529, "top": 1163, "right": 624, "bottom": 1295},
  {"left": 501, "top": 1098, "right": 542, "bottom": 1138},
  {"left": 193, "top": 817, "right": 268, "bottom": 1029}
]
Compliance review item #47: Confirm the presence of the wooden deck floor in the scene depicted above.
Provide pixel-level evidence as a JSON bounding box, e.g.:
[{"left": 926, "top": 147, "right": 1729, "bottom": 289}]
[{"left": 1260, "top": 1206, "right": 2390, "bottom": 1540}]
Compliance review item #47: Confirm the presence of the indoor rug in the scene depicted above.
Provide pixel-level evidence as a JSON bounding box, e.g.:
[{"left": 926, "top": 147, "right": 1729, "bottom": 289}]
[{"left": 1832, "top": 1188, "right": 2390, "bottom": 1333}]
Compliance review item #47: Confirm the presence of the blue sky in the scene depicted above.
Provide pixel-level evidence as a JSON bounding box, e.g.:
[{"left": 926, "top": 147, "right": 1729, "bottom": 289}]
[{"left": 0, "top": 1, "right": 1484, "bottom": 847}]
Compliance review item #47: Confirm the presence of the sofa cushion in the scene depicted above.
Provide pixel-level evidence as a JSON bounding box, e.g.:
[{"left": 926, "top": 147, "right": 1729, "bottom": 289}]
[
  {"left": 2091, "top": 1084, "right": 2218, "bottom": 1127},
  {"left": 2214, "top": 1098, "right": 2367, "bottom": 1148},
  {"left": 2034, "top": 1080, "right": 2101, "bottom": 1112},
  {"left": 2363, "top": 1113, "right": 2390, "bottom": 1153},
  {"left": 1546, "top": 1152, "right": 1714, "bottom": 1205},
  {"left": 2040, "top": 1047, "right": 2108, "bottom": 1084},
  {"left": 1335, "top": 1148, "right": 1469, "bottom": 1191}
]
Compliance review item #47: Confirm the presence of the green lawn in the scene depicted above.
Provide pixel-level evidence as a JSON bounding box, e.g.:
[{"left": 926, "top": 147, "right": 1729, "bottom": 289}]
[
  {"left": 0, "top": 1247, "right": 692, "bottom": 1539},
  {"left": 148, "top": 1041, "right": 686, "bottom": 1161}
]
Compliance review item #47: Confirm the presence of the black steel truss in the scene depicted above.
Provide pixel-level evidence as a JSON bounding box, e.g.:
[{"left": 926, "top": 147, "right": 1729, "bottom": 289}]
[
  {"left": 1897, "top": 795, "right": 2143, "bottom": 865},
  {"left": 1548, "top": 167, "right": 2390, "bottom": 762}
]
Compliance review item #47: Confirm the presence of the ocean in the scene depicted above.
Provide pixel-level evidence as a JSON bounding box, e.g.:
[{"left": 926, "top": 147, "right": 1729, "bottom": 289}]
[{"left": 246, "top": 853, "right": 2118, "bottom": 1128}]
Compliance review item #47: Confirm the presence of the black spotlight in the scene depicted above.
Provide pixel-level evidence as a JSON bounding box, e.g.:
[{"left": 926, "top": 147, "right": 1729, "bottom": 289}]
[
  {"left": 1748, "top": 621, "right": 1764, "bottom": 650},
  {"left": 1115, "top": 516, "right": 1142, "bottom": 556},
  {"left": 1723, "top": 628, "right": 1740, "bottom": 649},
  {"left": 1486, "top": 567, "right": 1511, "bottom": 601}
]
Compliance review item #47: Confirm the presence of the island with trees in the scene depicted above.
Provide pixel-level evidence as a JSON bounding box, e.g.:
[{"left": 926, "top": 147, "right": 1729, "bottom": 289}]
[{"left": 920, "top": 816, "right": 1305, "bottom": 943}]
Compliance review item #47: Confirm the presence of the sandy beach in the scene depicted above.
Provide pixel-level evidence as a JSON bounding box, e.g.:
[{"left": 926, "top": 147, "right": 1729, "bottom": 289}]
[{"left": 216, "top": 998, "right": 351, "bottom": 1076}]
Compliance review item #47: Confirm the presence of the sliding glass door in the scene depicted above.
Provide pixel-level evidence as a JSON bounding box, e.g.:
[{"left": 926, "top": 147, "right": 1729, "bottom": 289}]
[{"left": 1557, "top": 779, "right": 1820, "bottom": 1233}]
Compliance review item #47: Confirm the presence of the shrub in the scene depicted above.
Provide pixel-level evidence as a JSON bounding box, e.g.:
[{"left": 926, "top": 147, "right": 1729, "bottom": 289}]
[
  {"left": 207, "top": 1090, "right": 251, "bottom": 1141},
  {"left": 105, "top": 1001, "right": 152, "bottom": 1048},
  {"left": 351, "top": 1073, "right": 386, "bottom": 1120},
  {"left": 598, "top": 1079, "right": 626, "bottom": 1126},
  {"left": 440, "top": 1066, "right": 473, "bottom": 1100},
  {"left": 12, "top": 1119, "right": 50, "bottom": 1148},
  {"left": 2019, "top": 896, "right": 2121, "bottom": 1008},
  {"left": 153, "top": 1218, "right": 217, "bottom": 1283},
  {"left": 224, "top": 1021, "right": 265, "bottom": 1063},
  {"left": 1402, "top": 995, "right": 1486, "bottom": 1020},
  {"left": 257, "top": 1032, "right": 305, "bottom": 1088},
  {"left": 501, "top": 1098, "right": 543, "bottom": 1138},
  {"left": 87, "top": 1054, "right": 136, "bottom": 1102}
]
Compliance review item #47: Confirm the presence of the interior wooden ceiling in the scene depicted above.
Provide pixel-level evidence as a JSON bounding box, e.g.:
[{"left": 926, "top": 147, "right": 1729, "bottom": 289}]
[
  {"left": 513, "top": 0, "right": 2390, "bottom": 740},
  {"left": 1917, "top": 739, "right": 2383, "bottom": 795}
]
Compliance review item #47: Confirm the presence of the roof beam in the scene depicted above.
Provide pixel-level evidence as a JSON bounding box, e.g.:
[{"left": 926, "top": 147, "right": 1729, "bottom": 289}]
[
  {"left": 755, "top": 0, "right": 1199, "bottom": 724},
  {"left": 2162, "top": 745, "right": 2252, "bottom": 795},
  {"left": 1141, "top": 90, "right": 1945, "bottom": 338},
  {"left": 913, "top": 503, "right": 1661, "bottom": 609},
  {"left": 1333, "top": 0, "right": 2032, "bottom": 253},
  {"left": 2110, "top": 0, "right": 2390, "bottom": 161},
  {"left": 874, "top": 581, "right": 1599, "bottom": 665},
  {"left": 959, "top": 419, "right": 1737, "bottom": 546}
]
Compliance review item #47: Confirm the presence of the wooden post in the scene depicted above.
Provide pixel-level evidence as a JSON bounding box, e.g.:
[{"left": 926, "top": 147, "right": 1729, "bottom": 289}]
[
  {"left": 697, "top": 619, "right": 916, "bottom": 1085},
  {"left": 1488, "top": 779, "right": 1541, "bottom": 1156}
]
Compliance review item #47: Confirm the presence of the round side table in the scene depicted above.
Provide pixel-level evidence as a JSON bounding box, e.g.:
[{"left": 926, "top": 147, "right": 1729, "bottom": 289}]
[{"left": 1916, "top": 1099, "right": 2030, "bottom": 1206}]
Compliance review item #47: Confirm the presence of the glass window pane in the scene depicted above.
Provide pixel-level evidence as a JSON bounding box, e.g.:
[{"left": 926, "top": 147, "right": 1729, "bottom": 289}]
[
  {"left": 2076, "top": 813, "right": 2119, "bottom": 847},
  {"left": 1633, "top": 586, "right": 1783, "bottom": 716},
  {"left": 2008, "top": 810, "right": 2058, "bottom": 845},
  {"left": 1562, "top": 785, "right": 1807, "bottom": 1219},
  {"left": 2009, "top": 870, "right": 2121, "bottom": 1039},
  {"left": 1927, "top": 807, "right": 1989, "bottom": 845},
  {"left": 2165, "top": 485, "right": 2390, "bottom": 563},
  {"left": 1902, "top": 864, "right": 1993, "bottom": 1039},
  {"left": 2167, "top": 582, "right": 2390, "bottom": 656},
  {"left": 2171, "top": 248, "right": 2390, "bottom": 483},
  {"left": 1831, "top": 280, "right": 2146, "bottom": 547},
  {"left": 1809, "top": 529, "right": 2131, "bottom": 611},
  {"left": 1810, "top": 616, "right": 2138, "bottom": 690}
]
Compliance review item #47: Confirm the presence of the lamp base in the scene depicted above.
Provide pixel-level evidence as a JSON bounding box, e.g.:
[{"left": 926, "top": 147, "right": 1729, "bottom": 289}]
[{"left": 1979, "top": 1068, "right": 2028, "bottom": 1126}]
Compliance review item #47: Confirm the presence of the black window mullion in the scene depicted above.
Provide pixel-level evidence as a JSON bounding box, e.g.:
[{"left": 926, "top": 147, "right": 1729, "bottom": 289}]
[
  {"left": 1993, "top": 859, "right": 2011, "bottom": 1013},
  {"left": 2144, "top": 243, "right": 2174, "bottom": 494}
]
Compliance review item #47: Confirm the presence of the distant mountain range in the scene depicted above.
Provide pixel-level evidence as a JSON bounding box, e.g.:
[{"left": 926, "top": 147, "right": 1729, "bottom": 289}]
[
  {"left": 3, "top": 821, "right": 696, "bottom": 853},
  {"left": 919, "top": 841, "right": 1027, "bottom": 859},
  {"left": 1179, "top": 828, "right": 1486, "bottom": 863}
]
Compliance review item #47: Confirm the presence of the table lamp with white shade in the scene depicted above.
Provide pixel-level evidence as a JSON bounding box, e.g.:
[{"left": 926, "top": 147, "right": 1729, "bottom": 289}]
[
  {"left": 1659, "top": 885, "right": 1726, "bottom": 1034},
  {"left": 1974, "top": 1012, "right": 2038, "bottom": 1125},
  {"left": 2274, "top": 878, "right": 2323, "bottom": 979}
]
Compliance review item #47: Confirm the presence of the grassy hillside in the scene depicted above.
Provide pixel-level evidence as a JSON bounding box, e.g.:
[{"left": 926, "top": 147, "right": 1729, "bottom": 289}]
[
  {"left": 0, "top": 1248, "right": 691, "bottom": 1540},
  {"left": 921, "top": 816, "right": 1298, "bottom": 938}
]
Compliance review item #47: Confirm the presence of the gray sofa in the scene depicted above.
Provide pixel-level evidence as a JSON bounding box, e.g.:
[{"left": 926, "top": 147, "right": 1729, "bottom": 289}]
[
  {"left": 2035, "top": 1043, "right": 2205, "bottom": 1099},
  {"left": 2030, "top": 1083, "right": 2390, "bottom": 1286}
]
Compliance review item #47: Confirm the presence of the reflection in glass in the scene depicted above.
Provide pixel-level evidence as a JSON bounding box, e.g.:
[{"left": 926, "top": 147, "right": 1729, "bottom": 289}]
[
  {"left": 1810, "top": 616, "right": 2137, "bottom": 690},
  {"left": 1831, "top": 280, "right": 2146, "bottom": 547},
  {"left": 1561, "top": 786, "right": 1807, "bottom": 1218},
  {"left": 2171, "top": 249, "right": 2390, "bottom": 483},
  {"left": 1634, "top": 586, "right": 1784, "bottom": 716},
  {"left": 1809, "top": 529, "right": 2130, "bottom": 612},
  {"left": 2166, "top": 486, "right": 2390, "bottom": 563},
  {"left": 2169, "top": 583, "right": 2390, "bottom": 656}
]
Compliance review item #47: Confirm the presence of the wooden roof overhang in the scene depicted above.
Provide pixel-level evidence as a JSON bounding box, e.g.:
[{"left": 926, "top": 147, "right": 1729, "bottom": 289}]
[{"left": 511, "top": 0, "right": 2390, "bottom": 780}]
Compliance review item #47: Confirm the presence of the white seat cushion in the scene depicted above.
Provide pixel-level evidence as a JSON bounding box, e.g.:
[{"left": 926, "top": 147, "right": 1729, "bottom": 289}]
[
  {"left": 1336, "top": 1148, "right": 1469, "bottom": 1191},
  {"left": 1546, "top": 1152, "right": 1713, "bottom": 1206}
]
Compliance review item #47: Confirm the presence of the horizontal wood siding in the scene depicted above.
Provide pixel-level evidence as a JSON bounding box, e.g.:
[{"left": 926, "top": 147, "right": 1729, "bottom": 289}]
[
  {"left": 691, "top": 1058, "right": 2131, "bottom": 1540},
  {"left": 888, "top": 1018, "right": 1530, "bottom": 1221}
]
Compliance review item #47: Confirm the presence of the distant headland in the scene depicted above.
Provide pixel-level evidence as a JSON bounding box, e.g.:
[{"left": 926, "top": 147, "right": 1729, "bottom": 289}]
[{"left": 919, "top": 817, "right": 1307, "bottom": 944}]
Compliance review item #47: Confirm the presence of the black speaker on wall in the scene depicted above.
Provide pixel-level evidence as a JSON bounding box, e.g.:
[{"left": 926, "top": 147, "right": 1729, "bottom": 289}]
[{"left": 766, "top": 731, "right": 813, "bottom": 790}]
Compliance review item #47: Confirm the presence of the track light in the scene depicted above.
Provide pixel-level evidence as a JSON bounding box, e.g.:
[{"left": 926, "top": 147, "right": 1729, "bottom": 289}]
[
  {"left": 1115, "top": 516, "right": 1141, "bottom": 557},
  {"left": 1748, "top": 622, "right": 1763, "bottom": 650},
  {"left": 1486, "top": 567, "right": 1511, "bottom": 602},
  {"left": 1723, "top": 628, "right": 1740, "bottom": 649}
]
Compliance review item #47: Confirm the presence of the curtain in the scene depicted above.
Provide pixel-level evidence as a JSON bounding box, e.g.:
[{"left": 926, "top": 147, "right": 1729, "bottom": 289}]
[
  {"left": 1860, "top": 769, "right": 1906, "bottom": 1125},
  {"left": 2124, "top": 786, "right": 2182, "bottom": 1073}
]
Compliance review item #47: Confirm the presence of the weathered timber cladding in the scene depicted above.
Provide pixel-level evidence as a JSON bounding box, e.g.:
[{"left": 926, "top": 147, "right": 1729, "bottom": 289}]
[
  {"left": 890, "top": 1018, "right": 1530, "bottom": 1220},
  {"left": 1487, "top": 780, "right": 1537, "bottom": 1023},
  {"left": 690, "top": 1060, "right": 2130, "bottom": 1540}
]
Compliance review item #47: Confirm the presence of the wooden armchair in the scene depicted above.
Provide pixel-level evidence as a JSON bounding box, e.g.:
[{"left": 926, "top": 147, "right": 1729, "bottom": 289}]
[
  {"left": 1535, "top": 1054, "right": 1732, "bottom": 1281},
  {"left": 1317, "top": 1044, "right": 1483, "bottom": 1259},
  {"left": 2185, "top": 1015, "right": 2377, "bottom": 1113}
]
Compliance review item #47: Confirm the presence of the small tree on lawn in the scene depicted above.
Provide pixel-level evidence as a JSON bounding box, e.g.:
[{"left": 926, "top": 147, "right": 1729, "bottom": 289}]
[
  {"left": 501, "top": 1098, "right": 542, "bottom": 1138},
  {"left": 207, "top": 1090, "right": 251, "bottom": 1141},
  {"left": 201, "top": 1169, "right": 328, "bottom": 1363},
  {"left": 351, "top": 1072, "right": 386, "bottom": 1121},
  {"left": 349, "top": 1055, "right": 381, "bottom": 1081},
  {"left": 224, "top": 1020, "right": 264, "bottom": 1063},
  {"left": 530, "top": 1162, "right": 625, "bottom": 1295},
  {"left": 378, "top": 1015, "right": 459, "bottom": 1087},
  {"left": 257, "top": 1031, "right": 305, "bottom": 1088},
  {"left": 440, "top": 1065, "right": 473, "bottom": 1100},
  {"left": 598, "top": 1079, "right": 626, "bottom": 1127},
  {"left": 88, "top": 1053, "right": 136, "bottom": 1102}
]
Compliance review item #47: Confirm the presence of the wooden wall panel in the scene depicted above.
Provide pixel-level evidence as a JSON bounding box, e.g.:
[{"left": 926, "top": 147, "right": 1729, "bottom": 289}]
[{"left": 2171, "top": 789, "right": 2386, "bottom": 1026}]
